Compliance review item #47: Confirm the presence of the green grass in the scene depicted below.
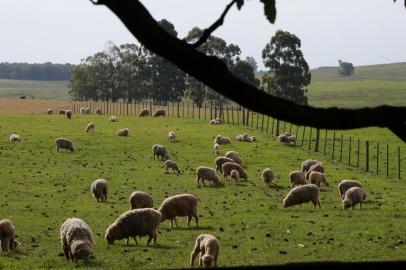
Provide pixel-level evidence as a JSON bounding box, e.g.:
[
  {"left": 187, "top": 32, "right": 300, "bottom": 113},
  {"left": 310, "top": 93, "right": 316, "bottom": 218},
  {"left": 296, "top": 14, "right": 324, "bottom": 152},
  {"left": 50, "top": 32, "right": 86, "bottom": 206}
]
[
  {"left": 0, "top": 79, "right": 69, "bottom": 100},
  {"left": 1, "top": 115, "right": 406, "bottom": 269}
]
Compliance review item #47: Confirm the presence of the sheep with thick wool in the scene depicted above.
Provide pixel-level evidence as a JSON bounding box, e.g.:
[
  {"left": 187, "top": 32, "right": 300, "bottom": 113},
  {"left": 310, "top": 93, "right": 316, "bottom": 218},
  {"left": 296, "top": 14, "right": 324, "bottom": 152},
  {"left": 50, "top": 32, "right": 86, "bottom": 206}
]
[
  {"left": 230, "top": 169, "right": 239, "bottom": 186},
  {"left": 158, "top": 194, "right": 199, "bottom": 228},
  {"left": 60, "top": 218, "right": 93, "bottom": 262},
  {"left": 213, "top": 143, "right": 220, "bottom": 155},
  {"left": 222, "top": 162, "right": 248, "bottom": 181},
  {"left": 305, "top": 162, "right": 325, "bottom": 180},
  {"left": 196, "top": 166, "right": 220, "bottom": 187},
  {"left": 190, "top": 234, "right": 220, "bottom": 267},
  {"left": 85, "top": 123, "right": 95, "bottom": 133},
  {"left": 225, "top": 150, "right": 243, "bottom": 165},
  {"left": 213, "top": 135, "right": 230, "bottom": 145},
  {"left": 9, "top": 133, "right": 21, "bottom": 142},
  {"left": 129, "top": 191, "right": 153, "bottom": 210},
  {"left": 0, "top": 219, "right": 20, "bottom": 252},
  {"left": 309, "top": 171, "right": 329, "bottom": 188},
  {"left": 152, "top": 144, "right": 170, "bottom": 160},
  {"left": 139, "top": 108, "right": 150, "bottom": 117},
  {"left": 214, "top": 157, "right": 235, "bottom": 173},
  {"left": 168, "top": 131, "right": 176, "bottom": 142},
  {"left": 338, "top": 180, "right": 364, "bottom": 199},
  {"left": 91, "top": 179, "right": 108, "bottom": 202},
  {"left": 342, "top": 187, "right": 367, "bottom": 209},
  {"left": 109, "top": 116, "right": 118, "bottom": 122},
  {"left": 261, "top": 168, "right": 274, "bottom": 187},
  {"left": 301, "top": 159, "right": 319, "bottom": 172},
  {"left": 164, "top": 160, "right": 181, "bottom": 175},
  {"left": 66, "top": 110, "right": 72, "bottom": 119},
  {"left": 118, "top": 128, "right": 129, "bottom": 136},
  {"left": 154, "top": 109, "right": 166, "bottom": 117},
  {"left": 283, "top": 184, "right": 321, "bottom": 208},
  {"left": 289, "top": 171, "right": 306, "bottom": 188},
  {"left": 55, "top": 138, "right": 74, "bottom": 152}
]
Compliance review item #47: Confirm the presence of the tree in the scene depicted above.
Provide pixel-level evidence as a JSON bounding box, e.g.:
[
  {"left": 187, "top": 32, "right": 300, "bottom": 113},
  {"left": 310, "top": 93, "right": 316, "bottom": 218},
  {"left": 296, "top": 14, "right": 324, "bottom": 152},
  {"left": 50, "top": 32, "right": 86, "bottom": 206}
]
[
  {"left": 230, "top": 57, "right": 260, "bottom": 87},
  {"left": 338, "top": 60, "right": 355, "bottom": 76},
  {"left": 261, "top": 30, "right": 311, "bottom": 105},
  {"left": 245, "top": 56, "right": 258, "bottom": 72}
]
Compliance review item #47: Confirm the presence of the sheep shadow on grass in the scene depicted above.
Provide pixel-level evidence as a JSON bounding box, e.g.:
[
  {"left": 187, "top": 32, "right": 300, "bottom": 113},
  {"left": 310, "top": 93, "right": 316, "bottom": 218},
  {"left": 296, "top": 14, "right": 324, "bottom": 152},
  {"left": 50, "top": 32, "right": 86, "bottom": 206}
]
[{"left": 170, "top": 225, "right": 214, "bottom": 231}]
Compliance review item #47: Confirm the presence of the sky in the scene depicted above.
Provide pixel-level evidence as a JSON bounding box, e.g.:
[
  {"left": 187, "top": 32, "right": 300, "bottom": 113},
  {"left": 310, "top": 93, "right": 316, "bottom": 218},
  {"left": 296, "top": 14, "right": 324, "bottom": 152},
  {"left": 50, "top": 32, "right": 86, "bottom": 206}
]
[{"left": 0, "top": 0, "right": 406, "bottom": 70}]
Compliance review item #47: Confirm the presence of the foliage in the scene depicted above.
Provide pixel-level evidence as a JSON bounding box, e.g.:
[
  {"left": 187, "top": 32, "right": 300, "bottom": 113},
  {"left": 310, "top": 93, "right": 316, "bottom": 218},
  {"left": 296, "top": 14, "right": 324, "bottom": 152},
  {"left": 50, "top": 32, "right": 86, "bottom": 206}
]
[
  {"left": 0, "top": 62, "right": 74, "bottom": 81},
  {"left": 245, "top": 56, "right": 258, "bottom": 72},
  {"left": 338, "top": 60, "right": 355, "bottom": 76},
  {"left": 230, "top": 58, "right": 260, "bottom": 87},
  {"left": 261, "top": 30, "right": 311, "bottom": 105}
]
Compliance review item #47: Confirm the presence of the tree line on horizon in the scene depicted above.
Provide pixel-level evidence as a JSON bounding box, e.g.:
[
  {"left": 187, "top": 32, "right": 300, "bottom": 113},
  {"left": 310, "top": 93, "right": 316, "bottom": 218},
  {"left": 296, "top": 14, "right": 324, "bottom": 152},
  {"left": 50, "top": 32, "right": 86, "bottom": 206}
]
[{"left": 0, "top": 62, "right": 73, "bottom": 81}]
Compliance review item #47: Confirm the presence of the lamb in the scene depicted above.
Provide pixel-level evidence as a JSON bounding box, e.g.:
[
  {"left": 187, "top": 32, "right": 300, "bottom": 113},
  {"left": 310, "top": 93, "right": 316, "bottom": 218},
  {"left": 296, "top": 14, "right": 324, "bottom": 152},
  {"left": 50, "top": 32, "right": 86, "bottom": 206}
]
[
  {"left": 60, "top": 218, "right": 93, "bottom": 262},
  {"left": 47, "top": 109, "right": 53, "bottom": 114},
  {"left": 118, "top": 128, "right": 129, "bottom": 136},
  {"left": 152, "top": 144, "right": 170, "bottom": 160},
  {"left": 214, "top": 157, "right": 235, "bottom": 173},
  {"left": 225, "top": 150, "right": 243, "bottom": 165},
  {"left": 338, "top": 180, "right": 364, "bottom": 199},
  {"left": 168, "top": 131, "right": 176, "bottom": 142},
  {"left": 95, "top": 108, "right": 102, "bottom": 115},
  {"left": 58, "top": 109, "right": 66, "bottom": 114},
  {"left": 157, "top": 194, "right": 199, "bottom": 228},
  {"left": 55, "top": 138, "right": 74, "bottom": 152},
  {"left": 85, "top": 122, "right": 95, "bottom": 133},
  {"left": 0, "top": 219, "right": 20, "bottom": 252},
  {"left": 164, "top": 159, "right": 181, "bottom": 175},
  {"left": 305, "top": 162, "right": 325, "bottom": 180},
  {"left": 213, "top": 135, "right": 231, "bottom": 145},
  {"left": 301, "top": 159, "right": 319, "bottom": 172},
  {"left": 213, "top": 143, "right": 220, "bottom": 155},
  {"left": 66, "top": 110, "right": 72, "bottom": 119},
  {"left": 109, "top": 116, "right": 119, "bottom": 122},
  {"left": 190, "top": 234, "right": 220, "bottom": 267},
  {"left": 222, "top": 162, "right": 248, "bottom": 181},
  {"left": 261, "top": 168, "right": 274, "bottom": 187},
  {"left": 105, "top": 208, "right": 161, "bottom": 246},
  {"left": 79, "top": 107, "right": 86, "bottom": 115},
  {"left": 91, "top": 179, "right": 108, "bottom": 202},
  {"left": 9, "top": 133, "right": 21, "bottom": 142},
  {"left": 282, "top": 184, "right": 321, "bottom": 208},
  {"left": 154, "top": 109, "right": 166, "bottom": 117},
  {"left": 309, "top": 171, "right": 329, "bottom": 187},
  {"left": 129, "top": 191, "right": 153, "bottom": 209},
  {"left": 342, "top": 187, "right": 367, "bottom": 209},
  {"left": 230, "top": 169, "right": 239, "bottom": 186},
  {"left": 196, "top": 166, "right": 220, "bottom": 187},
  {"left": 289, "top": 171, "right": 306, "bottom": 188},
  {"left": 139, "top": 108, "right": 150, "bottom": 117}
]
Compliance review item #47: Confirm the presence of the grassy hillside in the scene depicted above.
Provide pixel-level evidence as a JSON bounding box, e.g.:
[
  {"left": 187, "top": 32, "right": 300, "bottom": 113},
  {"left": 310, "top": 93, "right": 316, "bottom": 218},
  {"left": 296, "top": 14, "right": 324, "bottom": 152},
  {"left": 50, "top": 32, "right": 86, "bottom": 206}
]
[
  {"left": 0, "top": 79, "right": 69, "bottom": 100},
  {"left": 0, "top": 115, "right": 405, "bottom": 269}
]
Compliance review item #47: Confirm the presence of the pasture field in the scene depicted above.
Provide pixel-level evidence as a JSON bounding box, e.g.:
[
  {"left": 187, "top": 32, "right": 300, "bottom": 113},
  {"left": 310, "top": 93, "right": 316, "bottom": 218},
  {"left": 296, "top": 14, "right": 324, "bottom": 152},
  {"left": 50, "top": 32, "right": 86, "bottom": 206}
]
[
  {"left": 0, "top": 79, "right": 69, "bottom": 100},
  {"left": 1, "top": 115, "right": 406, "bottom": 269}
]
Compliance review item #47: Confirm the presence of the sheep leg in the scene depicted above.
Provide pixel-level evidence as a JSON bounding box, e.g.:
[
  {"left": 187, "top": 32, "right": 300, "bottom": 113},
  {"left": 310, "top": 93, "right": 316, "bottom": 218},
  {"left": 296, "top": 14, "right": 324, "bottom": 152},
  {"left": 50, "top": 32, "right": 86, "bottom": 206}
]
[
  {"left": 318, "top": 198, "right": 321, "bottom": 208},
  {"left": 360, "top": 202, "right": 362, "bottom": 209},
  {"left": 125, "top": 237, "right": 129, "bottom": 246},
  {"left": 202, "top": 179, "right": 206, "bottom": 187},
  {"left": 196, "top": 176, "right": 201, "bottom": 187},
  {"left": 199, "top": 255, "right": 203, "bottom": 266},
  {"left": 146, "top": 233, "right": 153, "bottom": 246},
  {"left": 170, "top": 220, "right": 173, "bottom": 229},
  {"left": 190, "top": 244, "right": 200, "bottom": 266},
  {"left": 153, "top": 231, "right": 158, "bottom": 245},
  {"left": 174, "top": 218, "right": 178, "bottom": 228},
  {"left": 8, "top": 239, "right": 15, "bottom": 251},
  {"left": 214, "top": 253, "right": 218, "bottom": 267},
  {"left": 193, "top": 213, "right": 199, "bottom": 227},
  {"left": 1, "top": 239, "right": 9, "bottom": 252},
  {"left": 187, "top": 215, "right": 192, "bottom": 227}
]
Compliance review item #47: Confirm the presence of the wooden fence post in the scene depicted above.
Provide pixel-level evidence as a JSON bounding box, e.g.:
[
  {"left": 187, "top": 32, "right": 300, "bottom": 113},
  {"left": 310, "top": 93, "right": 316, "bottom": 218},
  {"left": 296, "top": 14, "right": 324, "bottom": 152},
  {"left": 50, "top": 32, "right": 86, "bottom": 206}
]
[
  {"left": 357, "top": 139, "right": 360, "bottom": 168},
  {"left": 177, "top": 102, "right": 180, "bottom": 118},
  {"left": 266, "top": 116, "right": 270, "bottom": 133},
  {"left": 231, "top": 107, "right": 234, "bottom": 125},
  {"left": 348, "top": 137, "right": 352, "bottom": 166},
  {"left": 398, "top": 146, "right": 401, "bottom": 180},
  {"left": 315, "top": 128, "right": 320, "bottom": 152},
  {"left": 192, "top": 102, "right": 194, "bottom": 119},
  {"left": 376, "top": 142, "right": 380, "bottom": 174},
  {"left": 386, "top": 144, "right": 389, "bottom": 177},
  {"left": 289, "top": 123, "right": 292, "bottom": 133},
  {"left": 271, "top": 118, "right": 275, "bottom": 135},
  {"left": 366, "top": 141, "right": 370, "bottom": 172},
  {"left": 276, "top": 119, "right": 280, "bottom": 136},
  {"left": 226, "top": 107, "right": 230, "bottom": 124},
  {"left": 301, "top": 127, "right": 306, "bottom": 147},
  {"left": 323, "top": 130, "right": 328, "bottom": 155},
  {"left": 283, "top": 122, "right": 286, "bottom": 133},
  {"left": 339, "top": 134, "right": 344, "bottom": 163},
  {"left": 308, "top": 128, "right": 313, "bottom": 150},
  {"left": 261, "top": 115, "right": 265, "bottom": 132},
  {"left": 182, "top": 101, "right": 185, "bottom": 118},
  {"left": 251, "top": 112, "right": 254, "bottom": 127},
  {"left": 332, "top": 131, "right": 336, "bottom": 160},
  {"left": 256, "top": 113, "right": 259, "bottom": 129}
]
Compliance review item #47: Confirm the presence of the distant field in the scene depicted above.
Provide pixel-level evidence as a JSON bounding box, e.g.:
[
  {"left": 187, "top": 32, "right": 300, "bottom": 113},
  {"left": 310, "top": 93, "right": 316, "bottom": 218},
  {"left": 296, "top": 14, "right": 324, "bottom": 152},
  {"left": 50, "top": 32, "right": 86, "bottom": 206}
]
[
  {"left": 0, "top": 79, "right": 69, "bottom": 100},
  {"left": 0, "top": 98, "right": 72, "bottom": 115}
]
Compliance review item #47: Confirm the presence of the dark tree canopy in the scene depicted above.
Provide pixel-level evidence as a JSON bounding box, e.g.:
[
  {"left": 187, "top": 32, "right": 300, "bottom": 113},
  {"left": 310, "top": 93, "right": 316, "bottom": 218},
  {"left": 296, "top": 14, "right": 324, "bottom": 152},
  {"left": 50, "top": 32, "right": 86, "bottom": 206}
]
[
  {"left": 338, "top": 60, "right": 355, "bottom": 76},
  {"left": 0, "top": 62, "right": 74, "bottom": 81}
]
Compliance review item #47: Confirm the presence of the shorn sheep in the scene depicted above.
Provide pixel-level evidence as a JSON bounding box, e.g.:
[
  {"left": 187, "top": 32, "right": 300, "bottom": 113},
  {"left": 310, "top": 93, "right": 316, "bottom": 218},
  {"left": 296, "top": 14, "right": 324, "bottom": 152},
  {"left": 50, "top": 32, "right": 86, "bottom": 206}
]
[
  {"left": 342, "top": 187, "right": 367, "bottom": 209},
  {"left": 9, "top": 133, "right": 21, "bottom": 142},
  {"left": 0, "top": 219, "right": 20, "bottom": 252},
  {"left": 164, "top": 160, "right": 181, "bottom": 175},
  {"left": 283, "top": 184, "right": 321, "bottom": 208},
  {"left": 222, "top": 162, "right": 248, "bottom": 181},
  {"left": 154, "top": 109, "right": 166, "bottom": 117},
  {"left": 129, "top": 191, "right": 153, "bottom": 209},
  {"left": 158, "top": 194, "right": 199, "bottom": 228},
  {"left": 55, "top": 138, "right": 74, "bottom": 152},
  {"left": 196, "top": 166, "right": 220, "bottom": 187},
  {"left": 152, "top": 144, "right": 170, "bottom": 160},
  {"left": 190, "top": 234, "right": 220, "bottom": 267},
  {"left": 214, "top": 157, "right": 235, "bottom": 173},
  {"left": 105, "top": 208, "right": 161, "bottom": 246},
  {"left": 213, "top": 135, "right": 231, "bottom": 145},
  {"left": 261, "top": 168, "right": 274, "bottom": 187},
  {"left": 66, "top": 110, "right": 72, "bottom": 119},
  {"left": 139, "top": 108, "right": 150, "bottom": 117},
  {"left": 95, "top": 108, "right": 102, "bottom": 115},
  {"left": 230, "top": 169, "right": 239, "bottom": 186},
  {"left": 109, "top": 116, "right": 119, "bottom": 122},
  {"left": 213, "top": 143, "right": 220, "bottom": 155},
  {"left": 301, "top": 159, "right": 319, "bottom": 172},
  {"left": 85, "top": 122, "right": 95, "bottom": 133},
  {"left": 168, "top": 131, "right": 176, "bottom": 142},
  {"left": 289, "top": 171, "right": 306, "bottom": 188},
  {"left": 225, "top": 150, "right": 243, "bottom": 165},
  {"left": 338, "top": 180, "right": 364, "bottom": 199},
  {"left": 309, "top": 171, "right": 329, "bottom": 187},
  {"left": 91, "top": 179, "right": 108, "bottom": 202},
  {"left": 118, "top": 128, "right": 129, "bottom": 136},
  {"left": 60, "top": 218, "right": 93, "bottom": 262}
]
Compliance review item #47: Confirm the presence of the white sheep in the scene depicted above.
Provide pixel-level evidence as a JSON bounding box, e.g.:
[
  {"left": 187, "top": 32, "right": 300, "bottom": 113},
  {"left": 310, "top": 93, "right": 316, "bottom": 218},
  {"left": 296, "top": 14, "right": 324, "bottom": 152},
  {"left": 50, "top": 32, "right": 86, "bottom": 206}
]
[
  {"left": 222, "top": 162, "right": 248, "bottom": 181},
  {"left": 118, "top": 128, "right": 129, "bottom": 136},
  {"left": 129, "top": 191, "right": 153, "bottom": 210},
  {"left": 261, "top": 168, "right": 274, "bottom": 187},
  {"left": 60, "top": 218, "right": 93, "bottom": 262},
  {"left": 230, "top": 169, "right": 239, "bottom": 186},
  {"left": 213, "top": 135, "right": 231, "bottom": 145},
  {"left": 214, "top": 157, "right": 235, "bottom": 173},
  {"left": 338, "top": 180, "right": 364, "bottom": 199},
  {"left": 91, "top": 179, "right": 108, "bottom": 202},
  {"left": 309, "top": 171, "right": 329, "bottom": 187},
  {"left": 190, "top": 234, "right": 220, "bottom": 267},
  {"left": 109, "top": 116, "right": 119, "bottom": 122},
  {"left": 213, "top": 143, "right": 220, "bottom": 155},
  {"left": 157, "top": 194, "right": 199, "bottom": 228},
  {"left": 85, "top": 122, "right": 95, "bottom": 133},
  {"left": 196, "top": 166, "right": 220, "bottom": 187},
  {"left": 0, "top": 219, "right": 20, "bottom": 252},
  {"left": 225, "top": 150, "right": 243, "bottom": 165},
  {"left": 342, "top": 187, "right": 367, "bottom": 209},
  {"left": 283, "top": 184, "right": 321, "bottom": 208},
  {"left": 9, "top": 133, "right": 21, "bottom": 142},
  {"left": 168, "top": 131, "right": 176, "bottom": 142},
  {"left": 289, "top": 171, "right": 306, "bottom": 188}
]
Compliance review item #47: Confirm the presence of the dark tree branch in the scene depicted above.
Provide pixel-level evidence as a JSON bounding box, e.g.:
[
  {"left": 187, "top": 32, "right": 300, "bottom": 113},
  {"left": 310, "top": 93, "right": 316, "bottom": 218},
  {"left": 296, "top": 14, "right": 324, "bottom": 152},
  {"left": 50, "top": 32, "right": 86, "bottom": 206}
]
[
  {"left": 98, "top": 0, "right": 406, "bottom": 142},
  {"left": 191, "top": 0, "right": 237, "bottom": 48}
]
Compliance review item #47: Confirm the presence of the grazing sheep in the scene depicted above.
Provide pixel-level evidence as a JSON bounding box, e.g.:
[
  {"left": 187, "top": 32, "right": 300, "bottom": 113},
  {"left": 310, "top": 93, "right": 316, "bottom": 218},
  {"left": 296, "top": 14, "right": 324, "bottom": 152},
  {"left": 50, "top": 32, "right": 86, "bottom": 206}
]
[
  {"left": 190, "top": 234, "right": 220, "bottom": 267},
  {"left": 139, "top": 108, "right": 150, "bottom": 117},
  {"left": 342, "top": 187, "right": 367, "bottom": 209},
  {"left": 225, "top": 150, "right": 243, "bottom": 165},
  {"left": 60, "top": 218, "right": 93, "bottom": 262},
  {"left": 9, "top": 133, "right": 21, "bottom": 142},
  {"left": 283, "top": 184, "right": 321, "bottom": 208},
  {"left": 261, "top": 168, "right": 274, "bottom": 187},
  {"left": 305, "top": 162, "right": 325, "bottom": 180},
  {"left": 168, "top": 131, "right": 176, "bottom": 142},
  {"left": 118, "top": 128, "right": 129, "bottom": 136},
  {"left": 58, "top": 109, "right": 66, "bottom": 114},
  {"left": 105, "top": 208, "right": 161, "bottom": 246},
  {"left": 230, "top": 169, "right": 239, "bottom": 186},
  {"left": 80, "top": 107, "right": 86, "bottom": 115},
  {"left": 338, "top": 180, "right": 364, "bottom": 199},
  {"left": 209, "top": 119, "right": 222, "bottom": 125},
  {"left": 47, "top": 109, "right": 53, "bottom": 115},
  {"left": 66, "top": 110, "right": 72, "bottom": 119},
  {"left": 214, "top": 157, "right": 235, "bottom": 173},
  {"left": 109, "top": 116, "right": 119, "bottom": 122},
  {"left": 55, "top": 138, "right": 74, "bottom": 152},
  {"left": 278, "top": 133, "right": 296, "bottom": 145},
  {"left": 129, "top": 191, "right": 153, "bottom": 210},
  {"left": 196, "top": 166, "right": 220, "bottom": 187},
  {"left": 164, "top": 160, "right": 181, "bottom": 175},
  {"left": 158, "top": 194, "right": 199, "bottom": 228},
  {"left": 235, "top": 133, "right": 252, "bottom": 142},
  {"left": 301, "top": 159, "right": 319, "bottom": 172},
  {"left": 85, "top": 108, "right": 91, "bottom": 114},
  {"left": 213, "top": 135, "right": 231, "bottom": 145},
  {"left": 154, "top": 109, "right": 166, "bottom": 117},
  {"left": 0, "top": 219, "right": 19, "bottom": 252},
  {"left": 289, "top": 171, "right": 306, "bottom": 188},
  {"left": 309, "top": 171, "right": 329, "bottom": 188},
  {"left": 222, "top": 162, "right": 248, "bottom": 181},
  {"left": 152, "top": 144, "right": 170, "bottom": 160},
  {"left": 91, "top": 179, "right": 108, "bottom": 202},
  {"left": 85, "top": 122, "right": 95, "bottom": 133},
  {"left": 249, "top": 136, "right": 257, "bottom": 142},
  {"left": 213, "top": 143, "right": 220, "bottom": 155},
  {"left": 95, "top": 108, "right": 102, "bottom": 115}
]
